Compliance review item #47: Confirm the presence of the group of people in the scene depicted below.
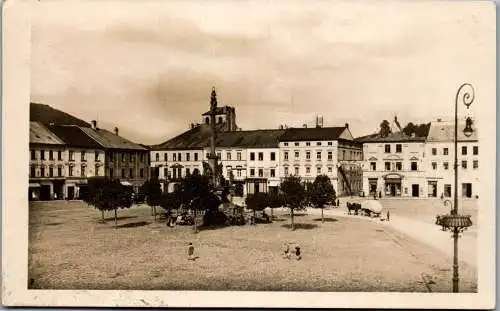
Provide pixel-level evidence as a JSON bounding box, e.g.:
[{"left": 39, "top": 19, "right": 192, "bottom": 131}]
[{"left": 282, "top": 243, "right": 301, "bottom": 261}]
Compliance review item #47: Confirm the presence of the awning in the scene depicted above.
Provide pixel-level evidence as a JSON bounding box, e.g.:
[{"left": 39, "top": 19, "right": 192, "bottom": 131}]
[
  {"left": 29, "top": 183, "right": 40, "bottom": 187},
  {"left": 121, "top": 181, "right": 133, "bottom": 186}
]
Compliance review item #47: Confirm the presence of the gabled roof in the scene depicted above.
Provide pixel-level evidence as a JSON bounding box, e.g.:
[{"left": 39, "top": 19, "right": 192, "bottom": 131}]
[
  {"left": 152, "top": 124, "right": 222, "bottom": 150},
  {"left": 356, "top": 131, "right": 425, "bottom": 143},
  {"left": 201, "top": 106, "right": 234, "bottom": 116},
  {"left": 426, "top": 121, "right": 478, "bottom": 142},
  {"left": 79, "top": 127, "right": 148, "bottom": 151},
  {"left": 48, "top": 125, "right": 103, "bottom": 149},
  {"left": 30, "top": 122, "right": 65, "bottom": 145},
  {"left": 278, "top": 126, "right": 347, "bottom": 142},
  {"left": 216, "top": 129, "right": 285, "bottom": 148}
]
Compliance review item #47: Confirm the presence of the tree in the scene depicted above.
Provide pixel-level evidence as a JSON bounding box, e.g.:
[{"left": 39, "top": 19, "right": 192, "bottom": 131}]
[
  {"left": 140, "top": 179, "right": 163, "bottom": 222},
  {"left": 84, "top": 177, "right": 107, "bottom": 222},
  {"left": 267, "top": 191, "right": 285, "bottom": 219},
  {"left": 181, "top": 169, "right": 211, "bottom": 233},
  {"left": 379, "top": 120, "right": 392, "bottom": 137},
  {"left": 280, "top": 176, "right": 305, "bottom": 230},
  {"left": 245, "top": 192, "right": 268, "bottom": 222},
  {"left": 310, "top": 175, "right": 336, "bottom": 223}
]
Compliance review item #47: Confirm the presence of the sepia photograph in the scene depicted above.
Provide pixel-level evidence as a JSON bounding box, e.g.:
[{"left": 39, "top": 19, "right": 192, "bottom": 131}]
[{"left": 2, "top": 0, "right": 496, "bottom": 308}]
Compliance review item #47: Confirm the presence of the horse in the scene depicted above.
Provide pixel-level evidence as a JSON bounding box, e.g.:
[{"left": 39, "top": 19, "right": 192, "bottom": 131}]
[{"left": 347, "top": 202, "right": 359, "bottom": 215}]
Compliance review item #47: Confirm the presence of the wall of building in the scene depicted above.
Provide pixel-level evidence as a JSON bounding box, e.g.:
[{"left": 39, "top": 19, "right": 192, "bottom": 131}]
[{"left": 105, "top": 150, "right": 150, "bottom": 191}]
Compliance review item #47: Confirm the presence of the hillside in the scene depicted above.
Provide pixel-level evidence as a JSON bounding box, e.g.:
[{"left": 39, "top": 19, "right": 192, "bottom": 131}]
[{"left": 30, "top": 103, "right": 90, "bottom": 127}]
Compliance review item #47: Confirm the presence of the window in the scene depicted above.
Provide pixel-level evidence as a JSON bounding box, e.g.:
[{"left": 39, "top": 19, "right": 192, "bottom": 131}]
[
  {"left": 31, "top": 150, "right": 36, "bottom": 160},
  {"left": 258, "top": 169, "right": 263, "bottom": 177},
  {"left": 432, "top": 162, "right": 437, "bottom": 170},
  {"left": 58, "top": 166, "right": 62, "bottom": 177},
  {"left": 194, "top": 153, "right": 198, "bottom": 161},
  {"left": 396, "top": 162, "right": 402, "bottom": 171},
  {"left": 306, "top": 167, "right": 311, "bottom": 174},
  {"left": 81, "top": 151, "right": 86, "bottom": 162},
  {"left": 431, "top": 148, "right": 437, "bottom": 156},
  {"left": 473, "top": 160, "right": 478, "bottom": 169},
  {"left": 328, "top": 166, "right": 332, "bottom": 173},
  {"left": 443, "top": 148, "right": 449, "bottom": 155},
  {"left": 186, "top": 168, "right": 190, "bottom": 176},
  {"left": 294, "top": 142, "right": 299, "bottom": 146},
  {"left": 57, "top": 150, "right": 62, "bottom": 160},
  {"left": 316, "top": 152, "right": 322, "bottom": 160},
  {"left": 411, "top": 162, "right": 418, "bottom": 171},
  {"left": 40, "top": 150, "right": 45, "bottom": 160},
  {"left": 69, "top": 151, "right": 74, "bottom": 161},
  {"left": 328, "top": 151, "right": 333, "bottom": 161},
  {"left": 284, "top": 142, "right": 288, "bottom": 146},
  {"left": 317, "top": 167, "right": 321, "bottom": 174},
  {"left": 462, "top": 160, "right": 467, "bottom": 169},
  {"left": 384, "top": 144, "right": 391, "bottom": 153},
  {"left": 444, "top": 184, "right": 452, "bottom": 197},
  {"left": 237, "top": 152, "right": 241, "bottom": 161},
  {"left": 94, "top": 152, "right": 99, "bottom": 162},
  {"left": 284, "top": 167, "right": 289, "bottom": 175},
  {"left": 284, "top": 152, "right": 289, "bottom": 160},
  {"left": 385, "top": 162, "right": 391, "bottom": 171},
  {"left": 178, "top": 153, "right": 182, "bottom": 161},
  {"left": 237, "top": 169, "right": 241, "bottom": 177},
  {"left": 306, "top": 142, "right": 311, "bottom": 146},
  {"left": 462, "top": 146, "right": 467, "bottom": 155},
  {"left": 250, "top": 152, "right": 255, "bottom": 161},
  {"left": 121, "top": 169, "right": 125, "bottom": 178},
  {"left": 270, "top": 169, "right": 275, "bottom": 177},
  {"left": 226, "top": 152, "right": 231, "bottom": 161},
  {"left": 473, "top": 146, "right": 478, "bottom": 155},
  {"left": 328, "top": 142, "right": 333, "bottom": 146},
  {"left": 49, "top": 151, "right": 54, "bottom": 160},
  {"left": 443, "top": 162, "right": 449, "bottom": 170},
  {"left": 317, "top": 142, "right": 322, "bottom": 146},
  {"left": 342, "top": 150, "right": 346, "bottom": 160},
  {"left": 250, "top": 169, "right": 255, "bottom": 176},
  {"left": 258, "top": 152, "right": 263, "bottom": 161},
  {"left": 396, "top": 144, "right": 402, "bottom": 153},
  {"left": 140, "top": 168, "right": 144, "bottom": 178},
  {"left": 370, "top": 162, "right": 376, "bottom": 171},
  {"left": 129, "top": 168, "right": 133, "bottom": 178},
  {"left": 295, "top": 151, "right": 299, "bottom": 158},
  {"left": 140, "top": 153, "right": 144, "bottom": 162},
  {"left": 156, "top": 153, "right": 160, "bottom": 161},
  {"left": 173, "top": 153, "right": 177, "bottom": 161},
  {"left": 270, "top": 152, "right": 276, "bottom": 161},
  {"left": 81, "top": 165, "right": 86, "bottom": 177},
  {"left": 294, "top": 167, "right": 299, "bottom": 175},
  {"left": 68, "top": 166, "right": 73, "bottom": 177},
  {"left": 306, "top": 151, "right": 311, "bottom": 160}
]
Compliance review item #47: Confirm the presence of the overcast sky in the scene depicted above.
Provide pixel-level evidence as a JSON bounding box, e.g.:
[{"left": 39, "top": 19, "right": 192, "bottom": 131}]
[{"left": 30, "top": 0, "right": 495, "bottom": 145}]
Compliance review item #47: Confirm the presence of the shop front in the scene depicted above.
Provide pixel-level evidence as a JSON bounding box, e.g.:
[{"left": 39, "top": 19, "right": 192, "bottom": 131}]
[{"left": 383, "top": 174, "right": 403, "bottom": 197}]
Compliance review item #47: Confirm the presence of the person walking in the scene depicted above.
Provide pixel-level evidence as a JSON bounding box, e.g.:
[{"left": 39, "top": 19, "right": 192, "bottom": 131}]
[
  {"left": 295, "top": 244, "right": 302, "bottom": 261},
  {"left": 386, "top": 209, "right": 390, "bottom": 222},
  {"left": 188, "top": 242, "right": 196, "bottom": 260}
]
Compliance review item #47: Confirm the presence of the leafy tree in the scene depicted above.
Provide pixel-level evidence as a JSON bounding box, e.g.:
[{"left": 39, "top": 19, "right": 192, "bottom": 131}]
[
  {"left": 181, "top": 169, "right": 211, "bottom": 232},
  {"left": 402, "top": 122, "right": 431, "bottom": 137},
  {"left": 280, "top": 176, "right": 305, "bottom": 230},
  {"left": 310, "top": 175, "right": 336, "bottom": 223},
  {"left": 245, "top": 192, "right": 268, "bottom": 221},
  {"left": 84, "top": 177, "right": 107, "bottom": 222},
  {"left": 379, "top": 120, "right": 392, "bottom": 137},
  {"left": 160, "top": 191, "right": 182, "bottom": 214},
  {"left": 140, "top": 179, "right": 163, "bottom": 222},
  {"left": 267, "top": 191, "right": 285, "bottom": 219}
]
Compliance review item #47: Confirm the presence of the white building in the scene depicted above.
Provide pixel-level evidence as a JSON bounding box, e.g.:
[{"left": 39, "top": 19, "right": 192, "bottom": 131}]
[
  {"left": 425, "top": 120, "right": 479, "bottom": 199},
  {"left": 358, "top": 132, "right": 427, "bottom": 198},
  {"left": 278, "top": 124, "right": 363, "bottom": 196}
]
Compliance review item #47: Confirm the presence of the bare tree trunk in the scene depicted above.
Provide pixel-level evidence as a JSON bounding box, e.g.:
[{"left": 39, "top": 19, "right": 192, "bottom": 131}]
[
  {"left": 101, "top": 210, "right": 104, "bottom": 222},
  {"left": 321, "top": 208, "right": 324, "bottom": 223},
  {"left": 291, "top": 208, "right": 295, "bottom": 231},
  {"left": 114, "top": 209, "right": 117, "bottom": 228},
  {"left": 153, "top": 206, "right": 157, "bottom": 222}
]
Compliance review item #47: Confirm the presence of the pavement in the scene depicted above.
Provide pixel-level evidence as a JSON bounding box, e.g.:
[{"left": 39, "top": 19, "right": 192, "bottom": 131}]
[{"left": 304, "top": 205, "right": 477, "bottom": 268}]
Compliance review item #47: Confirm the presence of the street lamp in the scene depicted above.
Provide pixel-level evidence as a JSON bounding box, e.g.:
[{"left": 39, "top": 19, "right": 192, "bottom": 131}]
[{"left": 436, "top": 83, "right": 474, "bottom": 293}]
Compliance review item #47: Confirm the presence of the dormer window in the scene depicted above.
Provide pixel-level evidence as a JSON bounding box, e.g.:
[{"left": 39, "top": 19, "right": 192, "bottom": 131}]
[{"left": 205, "top": 117, "right": 209, "bottom": 124}]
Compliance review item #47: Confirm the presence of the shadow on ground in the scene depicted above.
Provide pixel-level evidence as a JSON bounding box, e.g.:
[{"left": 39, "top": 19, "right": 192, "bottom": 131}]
[
  {"left": 103, "top": 215, "right": 138, "bottom": 221},
  {"left": 312, "top": 217, "right": 338, "bottom": 222},
  {"left": 281, "top": 223, "right": 318, "bottom": 230},
  {"left": 116, "top": 221, "right": 150, "bottom": 228}
]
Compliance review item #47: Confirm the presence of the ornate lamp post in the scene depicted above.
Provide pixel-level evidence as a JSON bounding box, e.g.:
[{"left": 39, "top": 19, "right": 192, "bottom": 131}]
[{"left": 436, "top": 83, "right": 474, "bottom": 293}]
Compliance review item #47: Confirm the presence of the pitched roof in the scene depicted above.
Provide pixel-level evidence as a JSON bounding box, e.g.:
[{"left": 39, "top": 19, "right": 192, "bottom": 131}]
[
  {"left": 30, "top": 103, "right": 90, "bottom": 127},
  {"left": 201, "top": 106, "right": 234, "bottom": 116},
  {"left": 79, "top": 127, "right": 148, "bottom": 151},
  {"left": 426, "top": 121, "right": 478, "bottom": 142},
  {"left": 30, "top": 122, "right": 65, "bottom": 145},
  {"left": 355, "top": 131, "right": 426, "bottom": 143},
  {"left": 153, "top": 124, "right": 225, "bottom": 150},
  {"left": 48, "top": 125, "right": 103, "bottom": 149},
  {"left": 216, "top": 129, "right": 285, "bottom": 148},
  {"left": 278, "top": 126, "right": 346, "bottom": 142}
]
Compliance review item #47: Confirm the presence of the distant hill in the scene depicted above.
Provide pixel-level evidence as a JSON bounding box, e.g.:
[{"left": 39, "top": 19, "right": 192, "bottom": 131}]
[{"left": 30, "top": 103, "right": 90, "bottom": 127}]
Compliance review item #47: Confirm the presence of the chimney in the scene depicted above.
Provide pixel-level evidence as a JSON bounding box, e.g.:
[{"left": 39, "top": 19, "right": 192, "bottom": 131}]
[
  {"left": 345, "top": 123, "right": 349, "bottom": 129},
  {"left": 114, "top": 127, "right": 119, "bottom": 136},
  {"left": 437, "top": 118, "right": 442, "bottom": 122},
  {"left": 91, "top": 120, "right": 97, "bottom": 129},
  {"left": 303, "top": 124, "right": 307, "bottom": 128}
]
